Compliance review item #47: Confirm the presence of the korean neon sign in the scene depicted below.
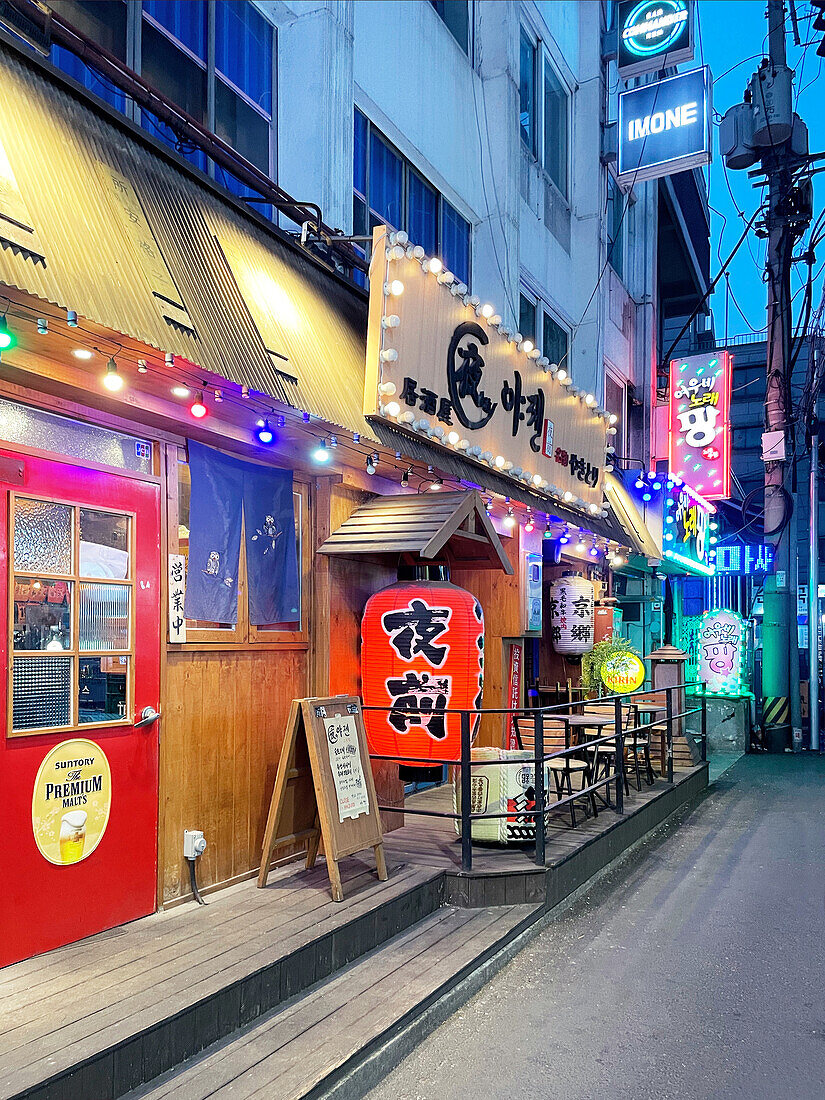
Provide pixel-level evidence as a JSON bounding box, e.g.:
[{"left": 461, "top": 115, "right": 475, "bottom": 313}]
[
  {"left": 663, "top": 480, "right": 716, "bottom": 577},
  {"left": 668, "top": 351, "right": 731, "bottom": 501}
]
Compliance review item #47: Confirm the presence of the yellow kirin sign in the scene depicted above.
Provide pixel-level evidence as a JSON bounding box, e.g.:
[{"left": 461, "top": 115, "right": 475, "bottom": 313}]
[
  {"left": 600, "top": 653, "right": 646, "bottom": 694},
  {"left": 32, "top": 739, "right": 112, "bottom": 865}
]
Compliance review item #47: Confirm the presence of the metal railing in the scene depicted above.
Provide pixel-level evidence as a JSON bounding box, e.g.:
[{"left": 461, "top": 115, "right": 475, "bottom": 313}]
[{"left": 364, "top": 682, "right": 708, "bottom": 872}]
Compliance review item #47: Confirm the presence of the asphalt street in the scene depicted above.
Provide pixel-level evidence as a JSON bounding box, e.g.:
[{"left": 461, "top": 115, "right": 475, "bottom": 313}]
[{"left": 367, "top": 755, "right": 825, "bottom": 1100}]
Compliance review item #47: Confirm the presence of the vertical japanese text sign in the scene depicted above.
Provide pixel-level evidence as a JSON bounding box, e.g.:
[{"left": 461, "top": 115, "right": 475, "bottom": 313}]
[
  {"left": 168, "top": 554, "right": 187, "bottom": 643},
  {"left": 668, "top": 351, "right": 731, "bottom": 500}
]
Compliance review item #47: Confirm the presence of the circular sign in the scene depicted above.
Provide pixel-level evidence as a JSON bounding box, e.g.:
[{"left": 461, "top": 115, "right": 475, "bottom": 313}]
[
  {"left": 622, "top": 0, "right": 689, "bottom": 59},
  {"left": 601, "top": 652, "right": 646, "bottom": 694},
  {"left": 32, "top": 739, "right": 112, "bottom": 865}
]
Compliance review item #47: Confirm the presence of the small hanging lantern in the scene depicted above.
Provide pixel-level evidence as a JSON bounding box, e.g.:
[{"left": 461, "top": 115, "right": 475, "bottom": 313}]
[
  {"left": 361, "top": 576, "right": 484, "bottom": 763},
  {"left": 548, "top": 574, "right": 595, "bottom": 656}
]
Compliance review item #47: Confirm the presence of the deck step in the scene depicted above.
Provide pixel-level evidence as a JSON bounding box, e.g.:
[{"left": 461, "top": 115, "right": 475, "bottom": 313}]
[
  {"left": 126, "top": 904, "right": 541, "bottom": 1100},
  {"left": 0, "top": 862, "right": 443, "bottom": 1100}
]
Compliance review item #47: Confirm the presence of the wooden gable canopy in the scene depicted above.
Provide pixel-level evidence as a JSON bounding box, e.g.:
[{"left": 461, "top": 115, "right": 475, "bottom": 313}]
[{"left": 317, "top": 491, "right": 514, "bottom": 575}]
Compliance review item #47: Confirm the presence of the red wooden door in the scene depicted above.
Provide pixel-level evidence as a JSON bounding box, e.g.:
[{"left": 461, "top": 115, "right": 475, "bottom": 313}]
[{"left": 0, "top": 451, "right": 161, "bottom": 968}]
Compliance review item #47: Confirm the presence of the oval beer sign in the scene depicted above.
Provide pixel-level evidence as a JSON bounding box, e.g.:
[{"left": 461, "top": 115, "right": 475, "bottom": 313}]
[
  {"left": 601, "top": 653, "right": 646, "bottom": 694},
  {"left": 32, "top": 739, "right": 112, "bottom": 865}
]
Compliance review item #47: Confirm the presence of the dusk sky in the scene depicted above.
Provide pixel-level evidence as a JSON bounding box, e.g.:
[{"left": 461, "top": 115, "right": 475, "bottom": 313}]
[{"left": 700, "top": 0, "right": 824, "bottom": 340}]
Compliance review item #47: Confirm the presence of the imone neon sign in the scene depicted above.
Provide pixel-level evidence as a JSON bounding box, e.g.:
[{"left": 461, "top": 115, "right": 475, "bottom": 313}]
[{"left": 668, "top": 350, "right": 732, "bottom": 501}]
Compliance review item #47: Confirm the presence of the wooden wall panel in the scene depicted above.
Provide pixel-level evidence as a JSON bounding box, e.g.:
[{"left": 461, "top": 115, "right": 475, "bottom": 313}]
[
  {"left": 160, "top": 647, "right": 307, "bottom": 903},
  {"left": 327, "top": 483, "right": 403, "bottom": 827}
]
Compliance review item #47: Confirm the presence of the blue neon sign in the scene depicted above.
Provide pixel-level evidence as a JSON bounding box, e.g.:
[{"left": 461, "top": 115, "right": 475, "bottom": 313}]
[
  {"left": 714, "top": 544, "right": 775, "bottom": 576},
  {"left": 617, "top": 0, "right": 694, "bottom": 77}
]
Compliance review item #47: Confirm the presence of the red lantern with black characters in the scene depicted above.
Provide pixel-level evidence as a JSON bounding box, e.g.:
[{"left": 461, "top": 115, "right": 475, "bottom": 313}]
[{"left": 361, "top": 579, "right": 484, "bottom": 763}]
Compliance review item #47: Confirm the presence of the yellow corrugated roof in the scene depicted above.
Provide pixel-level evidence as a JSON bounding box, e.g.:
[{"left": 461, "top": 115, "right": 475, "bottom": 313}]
[{"left": 0, "top": 41, "right": 372, "bottom": 426}]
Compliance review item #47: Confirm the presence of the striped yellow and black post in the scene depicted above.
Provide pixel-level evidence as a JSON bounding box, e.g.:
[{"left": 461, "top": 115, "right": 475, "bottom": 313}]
[{"left": 762, "top": 696, "right": 790, "bottom": 749}]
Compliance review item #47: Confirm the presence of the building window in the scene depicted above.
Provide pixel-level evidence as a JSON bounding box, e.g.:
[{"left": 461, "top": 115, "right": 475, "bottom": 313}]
[
  {"left": 353, "top": 110, "right": 472, "bottom": 286},
  {"left": 519, "top": 294, "right": 537, "bottom": 343},
  {"left": 519, "top": 29, "right": 536, "bottom": 153},
  {"left": 604, "top": 369, "right": 628, "bottom": 457},
  {"left": 46, "top": 1, "right": 275, "bottom": 200},
  {"left": 50, "top": 1, "right": 128, "bottom": 112},
  {"left": 520, "top": 27, "right": 571, "bottom": 199},
  {"left": 543, "top": 63, "right": 569, "bottom": 199},
  {"left": 429, "top": 1, "right": 470, "bottom": 54},
  {"left": 607, "top": 176, "right": 625, "bottom": 279},
  {"left": 175, "top": 458, "right": 309, "bottom": 643},
  {"left": 521, "top": 290, "right": 570, "bottom": 367}
]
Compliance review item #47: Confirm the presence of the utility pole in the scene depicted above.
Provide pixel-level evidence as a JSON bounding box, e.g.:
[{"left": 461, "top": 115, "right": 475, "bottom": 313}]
[
  {"left": 760, "top": 1, "right": 792, "bottom": 749},
  {"left": 720, "top": 0, "right": 813, "bottom": 751},
  {"left": 810, "top": 417, "right": 819, "bottom": 752}
]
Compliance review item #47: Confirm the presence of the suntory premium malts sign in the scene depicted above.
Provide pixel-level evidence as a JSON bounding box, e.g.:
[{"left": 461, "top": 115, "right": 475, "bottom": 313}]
[
  {"left": 618, "top": 67, "right": 711, "bottom": 183},
  {"left": 617, "top": 0, "right": 694, "bottom": 78},
  {"left": 31, "top": 739, "right": 112, "bottom": 865},
  {"left": 364, "top": 229, "right": 612, "bottom": 510}
]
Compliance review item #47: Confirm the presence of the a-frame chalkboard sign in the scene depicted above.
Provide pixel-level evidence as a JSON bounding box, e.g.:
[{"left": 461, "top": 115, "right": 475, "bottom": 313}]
[{"left": 257, "top": 696, "right": 388, "bottom": 901}]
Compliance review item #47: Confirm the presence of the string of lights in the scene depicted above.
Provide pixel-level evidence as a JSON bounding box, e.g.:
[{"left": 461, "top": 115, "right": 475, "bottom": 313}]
[{"left": 0, "top": 296, "right": 630, "bottom": 557}]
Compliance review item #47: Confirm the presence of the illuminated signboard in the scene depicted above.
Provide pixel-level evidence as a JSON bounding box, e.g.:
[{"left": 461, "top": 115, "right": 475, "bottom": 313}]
[
  {"left": 364, "top": 227, "right": 612, "bottom": 512},
  {"left": 617, "top": 67, "right": 711, "bottom": 184},
  {"left": 715, "top": 543, "right": 775, "bottom": 576},
  {"left": 697, "top": 609, "right": 747, "bottom": 696},
  {"left": 668, "top": 350, "right": 732, "bottom": 500},
  {"left": 663, "top": 480, "right": 715, "bottom": 576},
  {"left": 617, "top": 0, "right": 694, "bottom": 78}
]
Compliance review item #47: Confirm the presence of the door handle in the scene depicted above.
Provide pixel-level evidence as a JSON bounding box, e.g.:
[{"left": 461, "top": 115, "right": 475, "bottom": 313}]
[{"left": 135, "top": 706, "right": 161, "bottom": 729}]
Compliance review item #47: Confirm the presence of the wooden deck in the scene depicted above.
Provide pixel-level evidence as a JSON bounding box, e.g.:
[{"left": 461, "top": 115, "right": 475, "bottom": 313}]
[
  {"left": 384, "top": 767, "right": 698, "bottom": 872},
  {"left": 0, "top": 763, "right": 707, "bottom": 1100}
]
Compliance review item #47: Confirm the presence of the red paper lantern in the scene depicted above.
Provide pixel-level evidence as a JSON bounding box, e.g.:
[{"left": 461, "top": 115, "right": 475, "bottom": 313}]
[{"left": 361, "top": 580, "right": 484, "bottom": 763}]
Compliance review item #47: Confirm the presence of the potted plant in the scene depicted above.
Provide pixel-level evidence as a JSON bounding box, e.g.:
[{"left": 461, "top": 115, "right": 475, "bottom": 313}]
[{"left": 581, "top": 634, "right": 641, "bottom": 697}]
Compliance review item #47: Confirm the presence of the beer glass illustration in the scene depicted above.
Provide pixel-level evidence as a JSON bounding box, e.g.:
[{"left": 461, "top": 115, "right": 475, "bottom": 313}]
[{"left": 59, "top": 810, "right": 87, "bottom": 864}]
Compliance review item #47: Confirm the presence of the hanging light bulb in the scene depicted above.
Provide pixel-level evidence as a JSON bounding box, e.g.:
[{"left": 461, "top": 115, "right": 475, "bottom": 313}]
[
  {"left": 503, "top": 507, "right": 516, "bottom": 529},
  {"left": 255, "top": 420, "right": 274, "bottom": 445},
  {"left": 313, "top": 439, "right": 331, "bottom": 463},
  {"left": 189, "top": 391, "right": 208, "bottom": 418},
  {"left": 137, "top": 359, "right": 148, "bottom": 374},
  {"left": 0, "top": 314, "right": 16, "bottom": 351},
  {"left": 172, "top": 385, "right": 190, "bottom": 398},
  {"left": 544, "top": 522, "right": 552, "bottom": 539},
  {"left": 66, "top": 309, "right": 78, "bottom": 327},
  {"left": 401, "top": 467, "right": 411, "bottom": 488},
  {"left": 366, "top": 453, "right": 377, "bottom": 475},
  {"left": 102, "top": 356, "right": 124, "bottom": 392},
  {"left": 37, "top": 318, "right": 48, "bottom": 335},
  {"left": 429, "top": 475, "right": 443, "bottom": 491},
  {"left": 524, "top": 512, "right": 535, "bottom": 533}
]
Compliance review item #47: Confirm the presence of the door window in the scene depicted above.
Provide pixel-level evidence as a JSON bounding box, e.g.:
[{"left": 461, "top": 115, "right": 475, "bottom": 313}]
[{"left": 9, "top": 495, "right": 134, "bottom": 736}]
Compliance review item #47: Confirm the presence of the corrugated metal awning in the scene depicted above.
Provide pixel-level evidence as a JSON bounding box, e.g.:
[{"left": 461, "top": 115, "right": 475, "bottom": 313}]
[
  {"left": 604, "top": 473, "right": 662, "bottom": 560},
  {"left": 317, "top": 490, "right": 514, "bottom": 574}
]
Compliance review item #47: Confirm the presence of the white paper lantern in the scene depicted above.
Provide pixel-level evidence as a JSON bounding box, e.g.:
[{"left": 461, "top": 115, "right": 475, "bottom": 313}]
[{"left": 548, "top": 575, "right": 595, "bottom": 655}]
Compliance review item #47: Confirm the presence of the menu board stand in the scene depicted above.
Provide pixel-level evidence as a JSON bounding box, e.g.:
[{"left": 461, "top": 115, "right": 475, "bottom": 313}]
[{"left": 257, "top": 696, "right": 387, "bottom": 901}]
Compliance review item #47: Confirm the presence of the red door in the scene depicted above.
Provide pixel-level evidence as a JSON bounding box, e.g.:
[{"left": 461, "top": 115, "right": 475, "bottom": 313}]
[{"left": 0, "top": 450, "right": 161, "bottom": 968}]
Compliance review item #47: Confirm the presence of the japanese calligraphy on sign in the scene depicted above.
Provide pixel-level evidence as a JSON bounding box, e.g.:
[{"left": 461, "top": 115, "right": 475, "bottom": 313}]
[
  {"left": 323, "top": 714, "right": 370, "bottom": 823},
  {"left": 364, "top": 227, "right": 610, "bottom": 508},
  {"left": 168, "top": 554, "right": 187, "bottom": 643},
  {"left": 669, "top": 351, "right": 731, "bottom": 500}
]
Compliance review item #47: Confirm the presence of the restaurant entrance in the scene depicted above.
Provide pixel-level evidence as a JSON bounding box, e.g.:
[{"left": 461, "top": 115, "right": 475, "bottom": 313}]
[{"left": 0, "top": 450, "right": 161, "bottom": 967}]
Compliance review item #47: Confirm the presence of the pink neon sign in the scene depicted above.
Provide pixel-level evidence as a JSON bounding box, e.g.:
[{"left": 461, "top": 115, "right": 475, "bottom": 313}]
[{"left": 668, "top": 351, "right": 731, "bottom": 501}]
